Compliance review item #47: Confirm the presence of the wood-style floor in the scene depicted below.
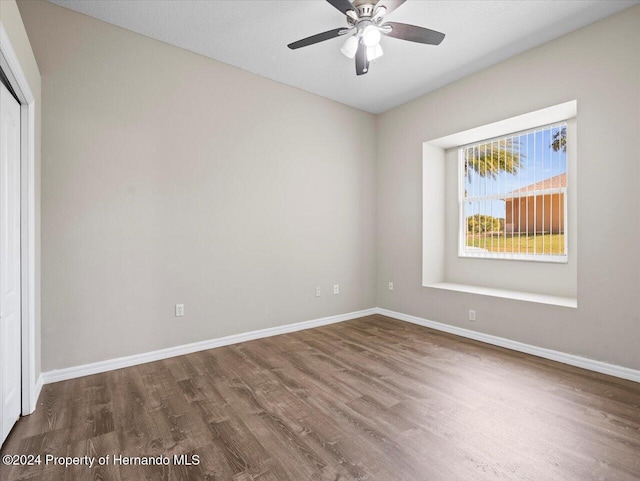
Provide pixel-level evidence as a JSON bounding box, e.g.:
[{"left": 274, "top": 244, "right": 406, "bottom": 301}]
[{"left": 2, "top": 314, "right": 639, "bottom": 481}]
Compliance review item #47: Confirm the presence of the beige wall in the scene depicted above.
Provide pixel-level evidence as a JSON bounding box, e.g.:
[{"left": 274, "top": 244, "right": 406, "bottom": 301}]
[
  {"left": 15, "top": 1, "right": 640, "bottom": 374},
  {"left": 0, "top": 0, "right": 42, "bottom": 378},
  {"left": 17, "top": 0, "right": 376, "bottom": 371},
  {"left": 377, "top": 6, "right": 640, "bottom": 370}
]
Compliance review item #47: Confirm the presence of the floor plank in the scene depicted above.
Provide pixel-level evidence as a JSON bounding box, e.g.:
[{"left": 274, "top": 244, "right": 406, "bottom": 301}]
[{"left": 2, "top": 315, "right": 639, "bottom": 480}]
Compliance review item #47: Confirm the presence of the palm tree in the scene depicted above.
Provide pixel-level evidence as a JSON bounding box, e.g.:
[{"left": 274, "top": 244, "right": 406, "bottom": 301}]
[
  {"left": 464, "top": 138, "right": 522, "bottom": 180},
  {"left": 464, "top": 139, "right": 522, "bottom": 239},
  {"left": 551, "top": 126, "right": 566, "bottom": 152}
]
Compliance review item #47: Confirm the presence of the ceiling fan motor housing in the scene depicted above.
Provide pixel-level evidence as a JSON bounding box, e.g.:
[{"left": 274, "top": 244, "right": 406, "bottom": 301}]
[
  {"left": 356, "top": 4, "right": 376, "bottom": 17},
  {"left": 350, "top": 0, "right": 380, "bottom": 21}
]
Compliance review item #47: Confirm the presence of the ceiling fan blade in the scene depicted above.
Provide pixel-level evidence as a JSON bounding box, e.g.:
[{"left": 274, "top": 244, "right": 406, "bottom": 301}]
[
  {"left": 355, "top": 42, "right": 369, "bottom": 76},
  {"left": 287, "top": 28, "right": 345, "bottom": 50},
  {"left": 326, "top": 0, "right": 356, "bottom": 15},
  {"left": 383, "top": 22, "right": 445, "bottom": 45},
  {"left": 375, "top": 0, "right": 407, "bottom": 16}
]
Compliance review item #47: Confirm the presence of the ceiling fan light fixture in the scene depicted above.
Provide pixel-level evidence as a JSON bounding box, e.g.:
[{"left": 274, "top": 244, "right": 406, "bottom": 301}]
[
  {"left": 367, "top": 44, "right": 384, "bottom": 61},
  {"left": 287, "top": 0, "right": 445, "bottom": 76},
  {"left": 362, "top": 25, "right": 381, "bottom": 47},
  {"left": 340, "top": 34, "right": 359, "bottom": 58}
]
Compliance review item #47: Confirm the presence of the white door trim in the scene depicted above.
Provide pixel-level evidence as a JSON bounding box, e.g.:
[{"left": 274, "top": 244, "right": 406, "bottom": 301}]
[{"left": 0, "top": 22, "right": 38, "bottom": 415}]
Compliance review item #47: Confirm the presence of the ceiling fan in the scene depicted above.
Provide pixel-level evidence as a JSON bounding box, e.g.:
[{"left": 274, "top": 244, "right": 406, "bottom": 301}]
[{"left": 287, "top": 0, "right": 445, "bottom": 76}]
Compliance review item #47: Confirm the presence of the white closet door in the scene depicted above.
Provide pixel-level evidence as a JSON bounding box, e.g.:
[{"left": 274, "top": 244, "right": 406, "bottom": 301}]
[{"left": 0, "top": 81, "right": 22, "bottom": 445}]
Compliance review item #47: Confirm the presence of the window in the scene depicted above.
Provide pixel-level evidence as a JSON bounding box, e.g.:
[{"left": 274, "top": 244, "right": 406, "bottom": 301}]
[{"left": 459, "top": 123, "right": 568, "bottom": 262}]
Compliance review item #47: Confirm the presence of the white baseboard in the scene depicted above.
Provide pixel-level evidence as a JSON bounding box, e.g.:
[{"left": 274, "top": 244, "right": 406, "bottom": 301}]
[
  {"left": 375, "top": 308, "right": 640, "bottom": 383},
  {"left": 41, "top": 308, "right": 378, "bottom": 384},
  {"left": 40, "top": 306, "right": 639, "bottom": 386}
]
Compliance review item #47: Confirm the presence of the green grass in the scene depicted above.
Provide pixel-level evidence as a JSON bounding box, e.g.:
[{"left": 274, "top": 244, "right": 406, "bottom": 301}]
[{"left": 466, "top": 233, "right": 565, "bottom": 255}]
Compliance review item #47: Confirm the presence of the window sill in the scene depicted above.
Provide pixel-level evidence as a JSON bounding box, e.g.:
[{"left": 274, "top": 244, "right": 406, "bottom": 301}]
[
  {"left": 424, "top": 282, "right": 577, "bottom": 308},
  {"left": 459, "top": 252, "right": 568, "bottom": 263}
]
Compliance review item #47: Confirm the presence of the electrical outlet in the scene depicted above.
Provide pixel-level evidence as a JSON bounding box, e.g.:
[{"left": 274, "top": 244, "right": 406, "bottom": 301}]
[
  {"left": 315, "top": 287, "right": 321, "bottom": 297},
  {"left": 468, "top": 310, "right": 476, "bottom": 321},
  {"left": 333, "top": 284, "right": 339, "bottom": 295},
  {"left": 388, "top": 282, "right": 394, "bottom": 291},
  {"left": 175, "top": 304, "right": 184, "bottom": 317}
]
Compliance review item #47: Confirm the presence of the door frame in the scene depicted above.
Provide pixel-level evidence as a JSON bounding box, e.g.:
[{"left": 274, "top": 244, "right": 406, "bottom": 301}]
[{"left": 0, "top": 21, "right": 38, "bottom": 415}]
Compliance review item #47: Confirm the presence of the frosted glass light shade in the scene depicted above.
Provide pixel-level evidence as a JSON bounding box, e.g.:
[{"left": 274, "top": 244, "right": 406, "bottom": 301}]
[
  {"left": 362, "top": 26, "right": 381, "bottom": 47},
  {"left": 367, "top": 44, "right": 384, "bottom": 61},
  {"left": 341, "top": 35, "right": 359, "bottom": 58}
]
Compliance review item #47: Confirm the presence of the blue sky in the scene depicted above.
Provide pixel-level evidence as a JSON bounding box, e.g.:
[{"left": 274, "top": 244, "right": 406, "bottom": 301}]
[{"left": 464, "top": 124, "right": 567, "bottom": 218}]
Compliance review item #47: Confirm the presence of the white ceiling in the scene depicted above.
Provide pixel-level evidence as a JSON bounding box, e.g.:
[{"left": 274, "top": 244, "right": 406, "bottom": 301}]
[{"left": 47, "top": 0, "right": 637, "bottom": 114}]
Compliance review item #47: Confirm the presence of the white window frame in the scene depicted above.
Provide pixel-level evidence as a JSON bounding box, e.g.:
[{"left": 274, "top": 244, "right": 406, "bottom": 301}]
[{"left": 457, "top": 123, "right": 569, "bottom": 264}]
